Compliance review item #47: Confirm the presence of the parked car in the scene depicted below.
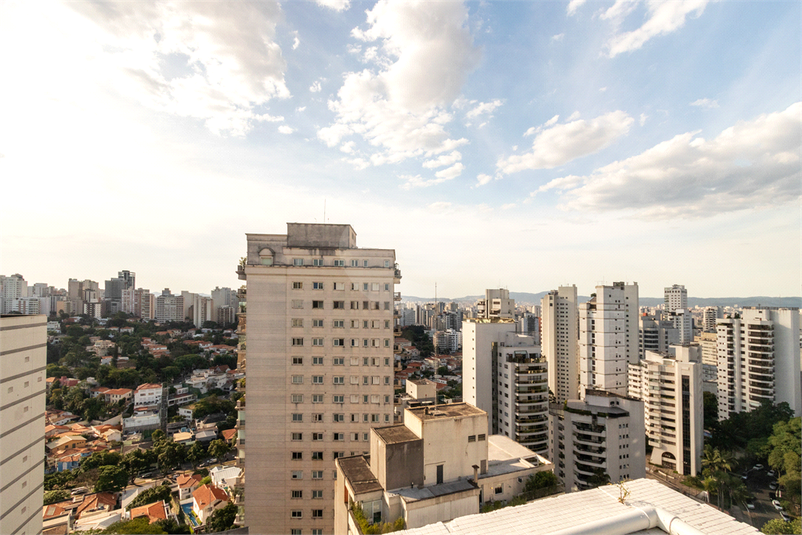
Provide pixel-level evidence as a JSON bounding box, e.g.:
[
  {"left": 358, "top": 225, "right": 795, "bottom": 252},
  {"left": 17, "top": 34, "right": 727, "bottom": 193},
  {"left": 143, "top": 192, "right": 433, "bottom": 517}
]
[
  {"left": 71, "top": 487, "right": 89, "bottom": 496},
  {"left": 769, "top": 481, "right": 779, "bottom": 490},
  {"left": 741, "top": 472, "right": 749, "bottom": 480},
  {"left": 753, "top": 464, "right": 764, "bottom": 470},
  {"left": 772, "top": 499, "right": 783, "bottom": 511},
  {"left": 780, "top": 511, "right": 791, "bottom": 522},
  {"left": 767, "top": 469, "right": 776, "bottom": 477},
  {"left": 746, "top": 500, "right": 755, "bottom": 510}
]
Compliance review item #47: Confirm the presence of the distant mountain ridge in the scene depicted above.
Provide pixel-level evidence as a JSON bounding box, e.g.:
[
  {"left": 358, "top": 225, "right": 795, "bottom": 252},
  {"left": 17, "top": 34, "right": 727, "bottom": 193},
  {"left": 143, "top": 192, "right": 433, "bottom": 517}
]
[{"left": 400, "top": 292, "right": 801, "bottom": 308}]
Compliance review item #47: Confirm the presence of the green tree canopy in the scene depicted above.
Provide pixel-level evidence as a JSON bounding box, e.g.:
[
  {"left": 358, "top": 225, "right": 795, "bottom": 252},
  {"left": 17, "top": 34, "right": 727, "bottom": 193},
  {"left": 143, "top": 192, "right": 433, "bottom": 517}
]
[
  {"left": 208, "top": 439, "right": 230, "bottom": 460},
  {"left": 43, "top": 489, "right": 71, "bottom": 505},
  {"left": 95, "top": 465, "right": 129, "bottom": 493},
  {"left": 126, "top": 484, "right": 172, "bottom": 510},
  {"left": 207, "top": 501, "right": 237, "bottom": 533},
  {"left": 761, "top": 518, "right": 801, "bottom": 534}
]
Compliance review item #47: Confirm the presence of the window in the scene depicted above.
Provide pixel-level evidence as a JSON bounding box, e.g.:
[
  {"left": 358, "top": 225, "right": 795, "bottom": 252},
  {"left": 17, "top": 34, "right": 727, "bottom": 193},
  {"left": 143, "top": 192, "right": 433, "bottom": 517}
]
[
  {"left": 494, "top": 486, "right": 503, "bottom": 495},
  {"left": 333, "top": 301, "right": 345, "bottom": 309},
  {"left": 384, "top": 339, "right": 390, "bottom": 348},
  {"left": 333, "top": 320, "right": 344, "bottom": 328},
  {"left": 363, "top": 395, "right": 369, "bottom": 404},
  {"left": 333, "top": 338, "right": 345, "bottom": 346},
  {"left": 333, "top": 413, "right": 344, "bottom": 422},
  {"left": 312, "top": 470, "right": 323, "bottom": 480},
  {"left": 313, "top": 282, "right": 324, "bottom": 290},
  {"left": 334, "top": 282, "right": 345, "bottom": 290},
  {"left": 363, "top": 357, "right": 369, "bottom": 366},
  {"left": 384, "top": 376, "right": 390, "bottom": 385},
  {"left": 292, "top": 375, "right": 303, "bottom": 384},
  {"left": 312, "top": 300, "right": 324, "bottom": 309},
  {"left": 478, "top": 434, "right": 486, "bottom": 441},
  {"left": 363, "top": 260, "right": 368, "bottom": 267},
  {"left": 384, "top": 260, "right": 390, "bottom": 267},
  {"left": 333, "top": 432, "right": 344, "bottom": 441},
  {"left": 291, "top": 510, "right": 302, "bottom": 518},
  {"left": 333, "top": 395, "right": 344, "bottom": 403},
  {"left": 334, "top": 259, "right": 345, "bottom": 267},
  {"left": 350, "top": 376, "right": 359, "bottom": 385},
  {"left": 312, "top": 394, "right": 323, "bottom": 403},
  {"left": 312, "top": 376, "right": 323, "bottom": 384},
  {"left": 333, "top": 452, "right": 344, "bottom": 459},
  {"left": 292, "top": 338, "right": 304, "bottom": 346},
  {"left": 313, "top": 530, "right": 323, "bottom": 535},
  {"left": 292, "top": 282, "right": 303, "bottom": 289},
  {"left": 363, "top": 300, "right": 369, "bottom": 309},
  {"left": 384, "top": 358, "right": 390, "bottom": 366},
  {"left": 333, "top": 357, "right": 344, "bottom": 366},
  {"left": 312, "top": 509, "right": 323, "bottom": 518},
  {"left": 363, "top": 339, "right": 369, "bottom": 347},
  {"left": 292, "top": 490, "right": 303, "bottom": 499},
  {"left": 372, "top": 339, "right": 379, "bottom": 347},
  {"left": 371, "top": 283, "right": 380, "bottom": 291},
  {"left": 312, "top": 356, "right": 323, "bottom": 365},
  {"left": 292, "top": 471, "right": 303, "bottom": 479},
  {"left": 291, "top": 394, "right": 304, "bottom": 403},
  {"left": 371, "top": 320, "right": 379, "bottom": 329},
  {"left": 350, "top": 394, "right": 359, "bottom": 403},
  {"left": 371, "top": 414, "right": 379, "bottom": 423},
  {"left": 384, "top": 282, "right": 390, "bottom": 290},
  {"left": 371, "top": 395, "right": 379, "bottom": 404},
  {"left": 468, "top": 435, "right": 476, "bottom": 443},
  {"left": 312, "top": 258, "right": 323, "bottom": 266},
  {"left": 313, "top": 413, "right": 323, "bottom": 422},
  {"left": 292, "top": 414, "right": 303, "bottom": 422},
  {"left": 292, "top": 432, "right": 303, "bottom": 441},
  {"left": 372, "top": 376, "right": 380, "bottom": 385},
  {"left": 312, "top": 490, "right": 323, "bottom": 499},
  {"left": 352, "top": 432, "right": 360, "bottom": 441},
  {"left": 350, "top": 357, "right": 359, "bottom": 366},
  {"left": 384, "top": 302, "right": 390, "bottom": 310},
  {"left": 384, "top": 320, "right": 390, "bottom": 329},
  {"left": 312, "top": 432, "right": 324, "bottom": 441},
  {"left": 351, "top": 260, "right": 359, "bottom": 267},
  {"left": 350, "top": 301, "right": 359, "bottom": 309},
  {"left": 293, "top": 259, "right": 304, "bottom": 266},
  {"left": 292, "top": 452, "right": 303, "bottom": 460},
  {"left": 312, "top": 451, "right": 323, "bottom": 460},
  {"left": 312, "top": 338, "right": 324, "bottom": 346},
  {"left": 312, "top": 319, "right": 324, "bottom": 327},
  {"left": 384, "top": 395, "right": 390, "bottom": 403},
  {"left": 333, "top": 376, "right": 344, "bottom": 384},
  {"left": 292, "top": 318, "right": 303, "bottom": 327},
  {"left": 292, "top": 357, "right": 303, "bottom": 365},
  {"left": 363, "top": 320, "right": 369, "bottom": 328},
  {"left": 292, "top": 300, "right": 304, "bottom": 309}
]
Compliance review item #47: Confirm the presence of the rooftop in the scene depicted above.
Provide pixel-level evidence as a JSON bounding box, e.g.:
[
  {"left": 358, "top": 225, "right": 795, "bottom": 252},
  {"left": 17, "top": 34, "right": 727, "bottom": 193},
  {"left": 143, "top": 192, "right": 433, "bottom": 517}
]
[
  {"left": 389, "top": 479, "right": 476, "bottom": 503},
  {"left": 337, "top": 456, "right": 383, "bottom": 495},
  {"left": 374, "top": 425, "right": 421, "bottom": 445},
  {"left": 407, "top": 402, "right": 485, "bottom": 422},
  {"left": 396, "top": 478, "right": 759, "bottom": 535}
]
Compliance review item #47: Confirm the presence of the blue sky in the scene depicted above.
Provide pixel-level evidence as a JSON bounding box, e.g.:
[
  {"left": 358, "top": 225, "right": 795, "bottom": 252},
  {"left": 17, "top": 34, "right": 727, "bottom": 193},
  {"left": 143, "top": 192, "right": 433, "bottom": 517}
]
[{"left": 1, "top": 0, "right": 799, "bottom": 300}]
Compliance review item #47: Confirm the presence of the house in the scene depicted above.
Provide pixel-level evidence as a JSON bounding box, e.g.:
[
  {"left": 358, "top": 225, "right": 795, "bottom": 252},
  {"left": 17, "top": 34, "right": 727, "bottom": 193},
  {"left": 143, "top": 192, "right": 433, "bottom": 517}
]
[
  {"left": 104, "top": 388, "right": 133, "bottom": 404},
  {"left": 173, "top": 431, "right": 194, "bottom": 446},
  {"left": 129, "top": 500, "right": 170, "bottom": 524},
  {"left": 179, "top": 405, "right": 195, "bottom": 421},
  {"left": 192, "top": 484, "right": 229, "bottom": 524},
  {"left": 209, "top": 465, "right": 242, "bottom": 490},
  {"left": 221, "top": 428, "right": 237, "bottom": 444},
  {"left": 177, "top": 474, "right": 203, "bottom": 501},
  {"left": 195, "top": 429, "right": 217, "bottom": 443},
  {"left": 134, "top": 383, "right": 163, "bottom": 408}
]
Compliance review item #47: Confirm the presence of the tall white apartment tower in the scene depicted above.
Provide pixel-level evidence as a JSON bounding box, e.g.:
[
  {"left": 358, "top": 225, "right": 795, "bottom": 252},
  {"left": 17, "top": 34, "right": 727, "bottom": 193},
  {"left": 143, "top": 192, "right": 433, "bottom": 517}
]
[
  {"left": 541, "top": 285, "right": 579, "bottom": 403},
  {"left": 0, "top": 314, "right": 46, "bottom": 535},
  {"left": 579, "top": 282, "right": 639, "bottom": 396},
  {"left": 242, "top": 224, "right": 400, "bottom": 535},
  {"left": 716, "top": 307, "right": 801, "bottom": 420},
  {"left": 664, "top": 285, "right": 687, "bottom": 311},
  {"left": 476, "top": 289, "right": 515, "bottom": 319}
]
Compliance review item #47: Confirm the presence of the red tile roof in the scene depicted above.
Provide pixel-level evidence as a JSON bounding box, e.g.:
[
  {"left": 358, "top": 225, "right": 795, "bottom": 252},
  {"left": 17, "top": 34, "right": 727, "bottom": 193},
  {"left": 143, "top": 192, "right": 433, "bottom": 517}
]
[
  {"left": 192, "top": 484, "right": 228, "bottom": 509},
  {"left": 130, "top": 500, "right": 168, "bottom": 524}
]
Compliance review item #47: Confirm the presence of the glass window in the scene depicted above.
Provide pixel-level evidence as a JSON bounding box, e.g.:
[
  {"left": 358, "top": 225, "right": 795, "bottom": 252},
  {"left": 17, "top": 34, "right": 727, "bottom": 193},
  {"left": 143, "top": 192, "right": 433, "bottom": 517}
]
[{"left": 293, "top": 259, "right": 304, "bottom": 266}]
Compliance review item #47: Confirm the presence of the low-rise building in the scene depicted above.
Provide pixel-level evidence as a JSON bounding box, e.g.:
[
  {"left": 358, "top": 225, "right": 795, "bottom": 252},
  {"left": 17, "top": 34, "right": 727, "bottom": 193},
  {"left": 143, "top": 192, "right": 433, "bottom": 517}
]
[
  {"left": 134, "top": 383, "right": 163, "bottom": 408},
  {"left": 192, "top": 484, "right": 229, "bottom": 525}
]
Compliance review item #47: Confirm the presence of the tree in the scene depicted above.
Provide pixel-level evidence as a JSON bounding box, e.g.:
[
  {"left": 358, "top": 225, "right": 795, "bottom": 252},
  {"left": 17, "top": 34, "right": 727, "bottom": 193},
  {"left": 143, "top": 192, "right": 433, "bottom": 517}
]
[
  {"left": 95, "top": 465, "right": 129, "bottom": 493},
  {"left": 43, "top": 489, "right": 71, "bottom": 505},
  {"left": 208, "top": 439, "right": 230, "bottom": 460},
  {"left": 187, "top": 442, "right": 208, "bottom": 469},
  {"left": 122, "top": 449, "right": 155, "bottom": 483},
  {"left": 586, "top": 469, "right": 610, "bottom": 488},
  {"left": 761, "top": 518, "right": 801, "bottom": 534},
  {"left": 126, "top": 484, "right": 172, "bottom": 510},
  {"left": 207, "top": 502, "right": 237, "bottom": 533},
  {"left": 101, "top": 517, "right": 166, "bottom": 534},
  {"left": 81, "top": 451, "right": 122, "bottom": 472},
  {"left": 524, "top": 471, "right": 559, "bottom": 492},
  {"left": 155, "top": 441, "right": 186, "bottom": 475},
  {"left": 151, "top": 429, "right": 167, "bottom": 445}
]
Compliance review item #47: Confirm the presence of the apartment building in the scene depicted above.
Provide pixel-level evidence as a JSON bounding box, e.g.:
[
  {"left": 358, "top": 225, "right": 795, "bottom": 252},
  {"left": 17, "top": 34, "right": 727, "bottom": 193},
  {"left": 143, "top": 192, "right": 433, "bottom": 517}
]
[
  {"left": 579, "top": 282, "right": 639, "bottom": 396},
  {"left": 716, "top": 307, "right": 801, "bottom": 420},
  {"left": 628, "top": 346, "right": 703, "bottom": 476},
  {"left": 475, "top": 288, "right": 514, "bottom": 319},
  {"left": 0, "top": 314, "right": 46, "bottom": 535},
  {"left": 155, "top": 289, "right": 184, "bottom": 323},
  {"left": 241, "top": 223, "right": 400, "bottom": 535},
  {"left": 549, "top": 390, "right": 645, "bottom": 491},
  {"left": 541, "top": 285, "right": 578, "bottom": 403}
]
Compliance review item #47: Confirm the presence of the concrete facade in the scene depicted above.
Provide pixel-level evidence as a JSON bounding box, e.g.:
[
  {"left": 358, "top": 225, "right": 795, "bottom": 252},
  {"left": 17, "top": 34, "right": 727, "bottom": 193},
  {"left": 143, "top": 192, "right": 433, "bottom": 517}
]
[
  {"left": 541, "top": 286, "right": 578, "bottom": 404},
  {"left": 243, "top": 223, "right": 400, "bottom": 535},
  {"left": 0, "top": 315, "right": 46, "bottom": 535}
]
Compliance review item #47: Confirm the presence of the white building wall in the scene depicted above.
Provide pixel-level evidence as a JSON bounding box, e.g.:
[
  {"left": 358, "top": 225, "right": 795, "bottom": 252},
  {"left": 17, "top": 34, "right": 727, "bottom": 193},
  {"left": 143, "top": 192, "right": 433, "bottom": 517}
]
[{"left": 541, "top": 286, "right": 578, "bottom": 403}]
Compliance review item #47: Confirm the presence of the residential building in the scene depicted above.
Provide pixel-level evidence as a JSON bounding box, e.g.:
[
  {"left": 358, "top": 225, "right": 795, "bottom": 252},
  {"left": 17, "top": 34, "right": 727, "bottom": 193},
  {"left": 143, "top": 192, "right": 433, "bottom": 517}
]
[
  {"left": 134, "top": 383, "right": 163, "bottom": 408},
  {"left": 432, "top": 329, "right": 460, "bottom": 353},
  {"left": 334, "top": 403, "right": 554, "bottom": 534},
  {"left": 475, "top": 289, "right": 514, "bottom": 319},
  {"left": 1, "top": 274, "right": 27, "bottom": 314},
  {"left": 541, "top": 285, "right": 578, "bottom": 403},
  {"left": 388, "top": 478, "right": 759, "bottom": 535},
  {"left": 122, "top": 287, "right": 152, "bottom": 318},
  {"left": 664, "top": 284, "right": 687, "bottom": 311},
  {"left": 464, "top": 316, "right": 549, "bottom": 455},
  {"left": 639, "top": 312, "right": 677, "bottom": 358},
  {"left": 105, "top": 270, "right": 135, "bottom": 315},
  {"left": 549, "top": 390, "right": 645, "bottom": 491},
  {"left": 192, "top": 484, "right": 229, "bottom": 525},
  {"left": 0, "top": 314, "right": 46, "bottom": 535},
  {"left": 716, "top": 307, "right": 802, "bottom": 420},
  {"left": 241, "top": 223, "right": 400, "bottom": 535},
  {"left": 155, "top": 289, "right": 184, "bottom": 323},
  {"left": 703, "top": 306, "right": 721, "bottom": 332},
  {"left": 628, "top": 346, "right": 703, "bottom": 475},
  {"left": 578, "top": 282, "right": 639, "bottom": 396}
]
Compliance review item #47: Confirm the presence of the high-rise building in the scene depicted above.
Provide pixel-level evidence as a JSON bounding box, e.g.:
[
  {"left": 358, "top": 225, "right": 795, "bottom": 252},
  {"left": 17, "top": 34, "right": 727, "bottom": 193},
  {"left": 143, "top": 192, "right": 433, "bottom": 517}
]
[
  {"left": 211, "top": 286, "right": 239, "bottom": 325},
  {"left": 105, "top": 270, "right": 135, "bottom": 315},
  {"left": 716, "top": 308, "right": 801, "bottom": 420},
  {"left": 0, "top": 314, "right": 46, "bottom": 535},
  {"left": 628, "top": 346, "right": 703, "bottom": 476},
  {"left": 549, "top": 390, "right": 645, "bottom": 491},
  {"left": 541, "top": 286, "right": 578, "bottom": 404},
  {"left": 122, "top": 287, "right": 152, "bottom": 318},
  {"left": 664, "top": 284, "right": 687, "bottom": 311},
  {"left": 155, "top": 289, "right": 184, "bottom": 323},
  {"left": 579, "top": 282, "right": 639, "bottom": 396},
  {"left": 464, "top": 312, "right": 549, "bottom": 455},
  {"left": 476, "top": 288, "right": 514, "bottom": 319},
  {"left": 703, "top": 306, "right": 721, "bottom": 332},
  {"left": 1, "top": 274, "right": 27, "bottom": 314},
  {"left": 639, "top": 312, "right": 676, "bottom": 358},
  {"left": 241, "top": 223, "right": 400, "bottom": 535},
  {"left": 664, "top": 285, "right": 692, "bottom": 345}
]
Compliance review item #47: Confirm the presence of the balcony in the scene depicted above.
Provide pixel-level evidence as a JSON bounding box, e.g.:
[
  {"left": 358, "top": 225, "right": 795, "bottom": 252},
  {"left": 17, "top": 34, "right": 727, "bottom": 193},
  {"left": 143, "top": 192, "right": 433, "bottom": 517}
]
[
  {"left": 575, "top": 455, "right": 606, "bottom": 468},
  {"left": 574, "top": 422, "right": 605, "bottom": 434},
  {"left": 394, "top": 292, "right": 402, "bottom": 301},
  {"left": 573, "top": 432, "right": 605, "bottom": 446},
  {"left": 574, "top": 443, "right": 605, "bottom": 455}
]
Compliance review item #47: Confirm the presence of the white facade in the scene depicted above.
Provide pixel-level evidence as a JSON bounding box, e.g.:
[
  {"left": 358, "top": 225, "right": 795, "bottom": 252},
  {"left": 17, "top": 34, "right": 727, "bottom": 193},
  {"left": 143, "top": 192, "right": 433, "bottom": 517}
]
[
  {"left": 476, "top": 289, "right": 514, "bottom": 319},
  {"left": 579, "top": 282, "right": 639, "bottom": 396},
  {"left": 155, "top": 289, "right": 184, "bottom": 323},
  {"left": 134, "top": 383, "right": 163, "bottom": 408},
  {"left": 549, "top": 390, "right": 645, "bottom": 491},
  {"left": 1, "top": 274, "right": 27, "bottom": 314},
  {"left": 243, "top": 223, "right": 399, "bottom": 535},
  {"left": 664, "top": 284, "right": 687, "bottom": 311},
  {"left": 716, "top": 308, "right": 802, "bottom": 419},
  {"left": 541, "top": 285, "right": 578, "bottom": 403},
  {"left": 0, "top": 314, "right": 46, "bottom": 535},
  {"left": 628, "top": 347, "right": 703, "bottom": 475}
]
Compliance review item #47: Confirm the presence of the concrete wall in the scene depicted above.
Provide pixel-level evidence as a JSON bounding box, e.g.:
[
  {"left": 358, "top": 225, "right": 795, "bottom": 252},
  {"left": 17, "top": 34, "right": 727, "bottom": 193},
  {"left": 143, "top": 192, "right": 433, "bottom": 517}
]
[{"left": 402, "top": 489, "right": 479, "bottom": 530}]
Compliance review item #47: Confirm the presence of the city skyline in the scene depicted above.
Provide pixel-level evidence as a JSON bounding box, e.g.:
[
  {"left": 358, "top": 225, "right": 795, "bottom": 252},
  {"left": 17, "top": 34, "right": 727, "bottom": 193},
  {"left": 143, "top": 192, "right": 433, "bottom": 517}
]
[{"left": 1, "top": 1, "right": 799, "bottom": 300}]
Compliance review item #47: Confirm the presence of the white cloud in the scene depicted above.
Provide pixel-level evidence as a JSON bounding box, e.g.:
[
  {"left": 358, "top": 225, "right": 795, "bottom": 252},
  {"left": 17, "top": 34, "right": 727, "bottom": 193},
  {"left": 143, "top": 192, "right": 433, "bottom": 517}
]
[
  {"left": 465, "top": 99, "right": 503, "bottom": 120},
  {"left": 690, "top": 98, "right": 719, "bottom": 108},
  {"left": 310, "top": 80, "right": 322, "bottom": 93},
  {"left": 292, "top": 32, "right": 300, "bottom": 50},
  {"left": 68, "top": 2, "right": 289, "bottom": 137},
  {"left": 566, "top": 0, "right": 587, "bottom": 16},
  {"left": 605, "top": 0, "right": 709, "bottom": 58},
  {"left": 315, "top": 0, "right": 351, "bottom": 12},
  {"left": 278, "top": 125, "right": 295, "bottom": 134},
  {"left": 434, "top": 162, "right": 464, "bottom": 179},
  {"left": 422, "top": 150, "right": 462, "bottom": 169},
  {"left": 639, "top": 113, "right": 648, "bottom": 126},
  {"left": 551, "top": 33, "right": 565, "bottom": 42},
  {"left": 296, "top": 106, "right": 307, "bottom": 112},
  {"left": 533, "top": 102, "right": 802, "bottom": 217},
  {"left": 340, "top": 141, "right": 356, "bottom": 153},
  {"left": 497, "top": 111, "right": 634, "bottom": 174},
  {"left": 317, "top": 0, "right": 479, "bottom": 166},
  {"left": 399, "top": 173, "right": 457, "bottom": 190},
  {"left": 475, "top": 173, "right": 494, "bottom": 187}
]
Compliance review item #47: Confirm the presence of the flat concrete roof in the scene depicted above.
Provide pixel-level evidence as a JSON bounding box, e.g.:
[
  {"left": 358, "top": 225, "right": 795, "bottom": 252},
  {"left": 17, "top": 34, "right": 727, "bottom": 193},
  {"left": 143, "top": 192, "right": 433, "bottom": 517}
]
[
  {"left": 407, "top": 402, "right": 485, "bottom": 421},
  {"left": 374, "top": 425, "right": 421, "bottom": 445},
  {"left": 338, "top": 456, "right": 383, "bottom": 495},
  {"left": 389, "top": 479, "right": 477, "bottom": 503}
]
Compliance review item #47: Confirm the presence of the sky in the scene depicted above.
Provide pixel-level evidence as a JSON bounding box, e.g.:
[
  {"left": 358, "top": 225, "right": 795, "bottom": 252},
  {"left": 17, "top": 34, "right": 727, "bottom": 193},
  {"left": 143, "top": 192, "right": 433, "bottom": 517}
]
[{"left": 1, "top": 0, "right": 800, "bottom": 300}]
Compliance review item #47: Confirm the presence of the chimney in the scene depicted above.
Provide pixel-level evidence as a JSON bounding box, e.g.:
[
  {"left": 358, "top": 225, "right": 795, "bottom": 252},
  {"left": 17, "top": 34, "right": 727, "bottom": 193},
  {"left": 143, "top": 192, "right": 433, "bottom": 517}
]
[{"left": 472, "top": 464, "right": 479, "bottom": 482}]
